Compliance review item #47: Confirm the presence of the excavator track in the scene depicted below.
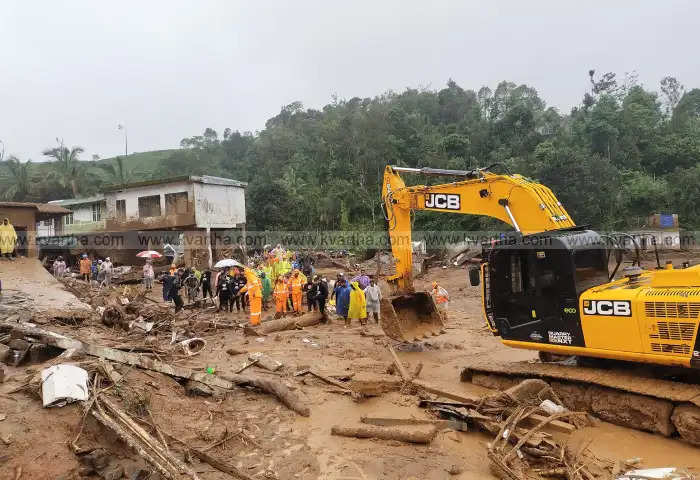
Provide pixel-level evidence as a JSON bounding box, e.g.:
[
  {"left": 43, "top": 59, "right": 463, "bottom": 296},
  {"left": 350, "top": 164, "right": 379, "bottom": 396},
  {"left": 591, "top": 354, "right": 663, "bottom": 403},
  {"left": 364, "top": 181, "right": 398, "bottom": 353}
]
[{"left": 461, "top": 360, "right": 700, "bottom": 446}]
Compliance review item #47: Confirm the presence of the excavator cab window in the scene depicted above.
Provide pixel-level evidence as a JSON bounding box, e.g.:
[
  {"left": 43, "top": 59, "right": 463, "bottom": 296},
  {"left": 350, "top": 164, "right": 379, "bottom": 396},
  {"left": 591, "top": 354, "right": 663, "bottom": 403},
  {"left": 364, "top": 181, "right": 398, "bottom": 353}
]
[{"left": 572, "top": 248, "right": 608, "bottom": 295}]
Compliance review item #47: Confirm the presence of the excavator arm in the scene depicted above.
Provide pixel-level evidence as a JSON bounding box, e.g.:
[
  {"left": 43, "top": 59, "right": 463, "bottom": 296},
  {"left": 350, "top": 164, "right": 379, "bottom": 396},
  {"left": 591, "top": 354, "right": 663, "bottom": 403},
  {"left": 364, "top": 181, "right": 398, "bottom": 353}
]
[{"left": 382, "top": 165, "right": 576, "bottom": 292}]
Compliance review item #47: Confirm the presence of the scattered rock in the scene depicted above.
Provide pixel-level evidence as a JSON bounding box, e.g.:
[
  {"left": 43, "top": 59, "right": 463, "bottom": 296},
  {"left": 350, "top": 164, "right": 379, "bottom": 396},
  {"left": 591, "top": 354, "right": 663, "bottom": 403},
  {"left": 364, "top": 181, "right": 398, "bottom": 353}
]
[
  {"left": 226, "top": 348, "right": 246, "bottom": 356},
  {"left": 447, "top": 464, "right": 463, "bottom": 475}
]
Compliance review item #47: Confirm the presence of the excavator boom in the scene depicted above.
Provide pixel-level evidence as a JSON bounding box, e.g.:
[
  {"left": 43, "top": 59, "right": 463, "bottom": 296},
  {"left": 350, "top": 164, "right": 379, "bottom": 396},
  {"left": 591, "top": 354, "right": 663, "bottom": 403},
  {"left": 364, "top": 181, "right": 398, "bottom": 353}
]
[{"left": 382, "top": 164, "right": 575, "bottom": 292}]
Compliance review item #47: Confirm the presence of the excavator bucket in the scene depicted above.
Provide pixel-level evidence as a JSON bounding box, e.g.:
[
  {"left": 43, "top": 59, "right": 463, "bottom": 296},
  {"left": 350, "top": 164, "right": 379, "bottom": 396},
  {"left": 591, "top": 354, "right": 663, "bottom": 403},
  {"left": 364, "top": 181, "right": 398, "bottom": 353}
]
[{"left": 379, "top": 292, "right": 445, "bottom": 342}]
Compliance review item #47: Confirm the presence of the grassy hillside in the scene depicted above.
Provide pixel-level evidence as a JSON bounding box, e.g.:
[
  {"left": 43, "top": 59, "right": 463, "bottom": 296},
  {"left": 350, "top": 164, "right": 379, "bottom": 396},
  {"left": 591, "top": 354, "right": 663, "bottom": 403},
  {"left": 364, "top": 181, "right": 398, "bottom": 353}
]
[{"left": 96, "top": 149, "right": 176, "bottom": 176}]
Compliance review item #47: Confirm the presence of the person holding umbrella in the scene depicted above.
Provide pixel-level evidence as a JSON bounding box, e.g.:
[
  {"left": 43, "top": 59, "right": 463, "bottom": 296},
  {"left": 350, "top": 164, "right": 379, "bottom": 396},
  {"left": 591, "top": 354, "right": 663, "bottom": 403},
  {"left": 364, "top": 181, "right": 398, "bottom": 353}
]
[{"left": 143, "top": 259, "right": 154, "bottom": 290}]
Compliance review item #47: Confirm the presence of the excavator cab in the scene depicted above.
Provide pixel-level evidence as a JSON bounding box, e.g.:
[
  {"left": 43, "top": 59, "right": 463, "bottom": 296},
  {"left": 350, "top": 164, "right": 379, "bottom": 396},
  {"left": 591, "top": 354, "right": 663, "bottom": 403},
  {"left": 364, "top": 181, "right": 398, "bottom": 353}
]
[{"left": 480, "top": 228, "right": 609, "bottom": 346}]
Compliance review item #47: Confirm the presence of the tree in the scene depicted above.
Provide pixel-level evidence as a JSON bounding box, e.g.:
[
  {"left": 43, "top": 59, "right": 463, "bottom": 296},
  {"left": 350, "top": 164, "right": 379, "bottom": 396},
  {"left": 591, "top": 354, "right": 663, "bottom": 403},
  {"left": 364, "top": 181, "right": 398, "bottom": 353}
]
[
  {"left": 2, "top": 156, "right": 33, "bottom": 201},
  {"left": 98, "top": 156, "right": 134, "bottom": 185},
  {"left": 660, "top": 76, "right": 685, "bottom": 115},
  {"left": 42, "top": 141, "right": 86, "bottom": 198}
]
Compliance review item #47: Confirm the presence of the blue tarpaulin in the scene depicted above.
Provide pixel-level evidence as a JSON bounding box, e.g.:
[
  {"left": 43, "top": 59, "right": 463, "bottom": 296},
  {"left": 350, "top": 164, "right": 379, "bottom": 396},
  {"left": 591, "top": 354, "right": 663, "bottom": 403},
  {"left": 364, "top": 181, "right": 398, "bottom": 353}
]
[{"left": 660, "top": 214, "right": 675, "bottom": 228}]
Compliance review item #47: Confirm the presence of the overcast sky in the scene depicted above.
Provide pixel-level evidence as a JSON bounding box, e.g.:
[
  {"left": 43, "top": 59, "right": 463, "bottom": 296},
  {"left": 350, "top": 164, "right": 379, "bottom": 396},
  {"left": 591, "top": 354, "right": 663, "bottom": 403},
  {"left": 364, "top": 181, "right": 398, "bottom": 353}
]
[{"left": 1, "top": 1, "right": 698, "bottom": 161}]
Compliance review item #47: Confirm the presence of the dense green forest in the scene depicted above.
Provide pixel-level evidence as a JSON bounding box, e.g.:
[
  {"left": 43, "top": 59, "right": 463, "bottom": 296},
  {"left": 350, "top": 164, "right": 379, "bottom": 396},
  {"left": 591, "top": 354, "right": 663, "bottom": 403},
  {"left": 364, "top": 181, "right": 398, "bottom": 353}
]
[{"left": 2, "top": 71, "right": 699, "bottom": 231}]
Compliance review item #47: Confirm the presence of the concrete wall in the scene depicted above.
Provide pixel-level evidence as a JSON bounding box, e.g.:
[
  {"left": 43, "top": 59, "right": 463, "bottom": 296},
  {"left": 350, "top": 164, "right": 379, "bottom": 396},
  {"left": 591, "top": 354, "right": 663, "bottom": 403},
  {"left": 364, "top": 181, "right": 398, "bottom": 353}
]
[
  {"left": 104, "top": 182, "right": 197, "bottom": 231},
  {"left": 193, "top": 182, "right": 246, "bottom": 228},
  {"left": 105, "top": 181, "right": 194, "bottom": 219},
  {"left": 58, "top": 203, "right": 107, "bottom": 235}
]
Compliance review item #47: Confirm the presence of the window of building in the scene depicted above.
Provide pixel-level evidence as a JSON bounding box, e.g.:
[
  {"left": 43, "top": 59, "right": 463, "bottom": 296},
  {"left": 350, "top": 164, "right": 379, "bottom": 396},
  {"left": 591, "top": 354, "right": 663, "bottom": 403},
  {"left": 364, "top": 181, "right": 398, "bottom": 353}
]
[
  {"left": 92, "top": 202, "right": 104, "bottom": 222},
  {"left": 165, "top": 192, "right": 188, "bottom": 215},
  {"left": 116, "top": 199, "right": 126, "bottom": 219},
  {"left": 138, "top": 195, "right": 161, "bottom": 218},
  {"left": 64, "top": 211, "right": 74, "bottom": 225}
]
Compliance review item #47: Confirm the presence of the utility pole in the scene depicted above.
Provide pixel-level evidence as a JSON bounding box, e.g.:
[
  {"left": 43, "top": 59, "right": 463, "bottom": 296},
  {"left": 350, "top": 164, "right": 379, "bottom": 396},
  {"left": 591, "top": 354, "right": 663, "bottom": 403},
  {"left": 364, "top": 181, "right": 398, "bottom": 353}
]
[{"left": 117, "top": 124, "right": 128, "bottom": 158}]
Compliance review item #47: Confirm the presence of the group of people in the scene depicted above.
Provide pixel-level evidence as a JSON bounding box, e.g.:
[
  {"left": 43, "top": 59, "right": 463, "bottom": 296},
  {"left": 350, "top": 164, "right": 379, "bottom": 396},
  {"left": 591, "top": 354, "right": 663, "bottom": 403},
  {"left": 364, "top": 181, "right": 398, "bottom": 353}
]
[
  {"left": 51, "top": 254, "right": 115, "bottom": 288},
  {"left": 330, "top": 271, "right": 382, "bottom": 327}
]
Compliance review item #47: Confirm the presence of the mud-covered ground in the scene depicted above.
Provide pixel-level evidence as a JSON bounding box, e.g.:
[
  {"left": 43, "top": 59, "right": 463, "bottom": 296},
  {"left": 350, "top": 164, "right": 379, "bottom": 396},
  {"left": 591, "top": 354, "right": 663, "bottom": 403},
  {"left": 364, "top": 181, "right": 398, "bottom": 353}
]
[{"left": 1, "top": 253, "right": 699, "bottom": 479}]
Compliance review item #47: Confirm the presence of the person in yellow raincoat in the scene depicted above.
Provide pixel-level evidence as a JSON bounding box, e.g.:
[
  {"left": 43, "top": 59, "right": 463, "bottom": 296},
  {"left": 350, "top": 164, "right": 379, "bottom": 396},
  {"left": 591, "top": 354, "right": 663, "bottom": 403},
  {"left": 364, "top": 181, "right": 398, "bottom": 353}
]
[
  {"left": 273, "top": 276, "right": 288, "bottom": 318},
  {"left": 348, "top": 281, "right": 367, "bottom": 326},
  {"left": 238, "top": 268, "right": 263, "bottom": 325},
  {"left": 0, "top": 218, "right": 18, "bottom": 260}
]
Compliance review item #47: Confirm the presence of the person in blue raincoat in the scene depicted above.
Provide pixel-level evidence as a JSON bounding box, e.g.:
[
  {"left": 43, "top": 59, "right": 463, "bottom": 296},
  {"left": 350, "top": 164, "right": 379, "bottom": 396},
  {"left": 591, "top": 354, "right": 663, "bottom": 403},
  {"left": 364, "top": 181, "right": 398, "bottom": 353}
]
[{"left": 333, "top": 278, "right": 351, "bottom": 325}]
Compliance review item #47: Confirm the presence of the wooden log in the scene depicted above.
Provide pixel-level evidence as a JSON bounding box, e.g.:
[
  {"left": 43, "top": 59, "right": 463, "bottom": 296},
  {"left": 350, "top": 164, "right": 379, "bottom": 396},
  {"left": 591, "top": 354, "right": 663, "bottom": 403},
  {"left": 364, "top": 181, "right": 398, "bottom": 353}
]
[
  {"left": 257, "top": 312, "right": 323, "bottom": 334},
  {"left": 219, "top": 373, "right": 310, "bottom": 417},
  {"left": 360, "top": 416, "right": 450, "bottom": 428},
  {"left": 331, "top": 424, "right": 437, "bottom": 444}
]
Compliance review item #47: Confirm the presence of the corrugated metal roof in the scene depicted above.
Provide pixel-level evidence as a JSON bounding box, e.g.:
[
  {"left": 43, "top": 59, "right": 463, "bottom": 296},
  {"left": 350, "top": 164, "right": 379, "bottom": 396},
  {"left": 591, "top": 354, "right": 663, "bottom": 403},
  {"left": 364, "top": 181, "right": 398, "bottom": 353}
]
[{"left": 0, "top": 202, "right": 71, "bottom": 214}]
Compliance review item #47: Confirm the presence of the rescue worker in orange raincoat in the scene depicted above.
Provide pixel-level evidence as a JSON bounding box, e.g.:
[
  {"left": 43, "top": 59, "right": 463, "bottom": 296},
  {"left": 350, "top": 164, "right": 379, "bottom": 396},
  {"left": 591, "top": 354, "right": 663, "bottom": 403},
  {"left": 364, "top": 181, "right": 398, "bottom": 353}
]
[
  {"left": 431, "top": 281, "right": 449, "bottom": 318},
  {"left": 290, "top": 269, "right": 304, "bottom": 314},
  {"left": 238, "top": 269, "right": 263, "bottom": 325},
  {"left": 273, "top": 276, "right": 288, "bottom": 318}
]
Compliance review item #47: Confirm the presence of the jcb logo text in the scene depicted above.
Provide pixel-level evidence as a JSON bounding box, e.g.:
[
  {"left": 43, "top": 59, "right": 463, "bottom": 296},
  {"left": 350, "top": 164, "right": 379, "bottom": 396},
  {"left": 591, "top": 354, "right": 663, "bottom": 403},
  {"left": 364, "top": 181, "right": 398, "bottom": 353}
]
[
  {"left": 425, "top": 193, "right": 460, "bottom": 210},
  {"left": 583, "top": 300, "right": 631, "bottom": 317}
]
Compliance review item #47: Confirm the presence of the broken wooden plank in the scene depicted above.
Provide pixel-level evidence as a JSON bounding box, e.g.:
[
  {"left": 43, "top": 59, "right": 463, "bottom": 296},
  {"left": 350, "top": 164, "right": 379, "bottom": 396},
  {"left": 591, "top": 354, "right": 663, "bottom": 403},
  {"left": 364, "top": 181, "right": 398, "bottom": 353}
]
[
  {"left": 331, "top": 424, "right": 438, "bottom": 444},
  {"left": 386, "top": 344, "right": 409, "bottom": 380},
  {"left": 159, "top": 430, "right": 255, "bottom": 480},
  {"left": 247, "top": 353, "right": 282, "bottom": 371},
  {"left": 308, "top": 370, "right": 353, "bottom": 391},
  {"left": 413, "top": 380, "right": 481, "bottom": 403},
  {"left": 99, "top": 396, "right": 199, "bottom": 479},
  {"left": 234, "top": 359, "right": 258, "bottom": 374},
  {"left": 522, "top": 413, "right": 576, "bottom": 434}
]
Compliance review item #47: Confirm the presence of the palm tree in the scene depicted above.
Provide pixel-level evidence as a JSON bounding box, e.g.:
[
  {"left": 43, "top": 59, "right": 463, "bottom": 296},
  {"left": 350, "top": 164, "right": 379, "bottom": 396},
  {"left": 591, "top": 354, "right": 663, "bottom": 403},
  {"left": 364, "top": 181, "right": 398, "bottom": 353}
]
[
  {"left": 2, "top": 156, "right": 33, "bottom": 201},
  {"left": 98, "top": 156, "right": 133, "bottom": 186},
  {"left": 42, "top": 140, "right": 85, "bottom": 198}
]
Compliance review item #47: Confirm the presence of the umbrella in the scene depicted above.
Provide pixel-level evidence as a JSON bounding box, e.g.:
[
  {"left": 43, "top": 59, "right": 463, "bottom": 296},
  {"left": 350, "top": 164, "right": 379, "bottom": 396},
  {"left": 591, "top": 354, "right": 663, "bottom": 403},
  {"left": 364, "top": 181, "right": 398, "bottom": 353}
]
[
  {"left": 136, "top": 250, "right": 163, "bottom": 259},
  {"left": 214, "top": 258, "right": 244, "bottom": 269}
]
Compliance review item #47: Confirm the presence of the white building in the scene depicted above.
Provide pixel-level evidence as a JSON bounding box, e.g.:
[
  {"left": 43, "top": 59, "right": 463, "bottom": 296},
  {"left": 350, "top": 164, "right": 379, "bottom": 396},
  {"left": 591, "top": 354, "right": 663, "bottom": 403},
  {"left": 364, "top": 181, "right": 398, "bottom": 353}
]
[
  {"left": 42, "top": 195, "right": 106, "bottom": 236},
  {"left": 40, "top": 175, "right": 247, "bottom": 267},
  {"left": 43, "top": 175, "right": 246, "bottom": 235},
  {"left": 103, "top": 175, "right": 246, "bottom": 231}
]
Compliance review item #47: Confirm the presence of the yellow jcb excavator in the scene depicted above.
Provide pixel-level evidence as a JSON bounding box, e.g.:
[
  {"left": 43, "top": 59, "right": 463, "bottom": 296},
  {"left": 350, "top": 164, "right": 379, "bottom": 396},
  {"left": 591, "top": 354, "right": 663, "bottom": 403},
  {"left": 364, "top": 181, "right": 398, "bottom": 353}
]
[
  {"left": 379, "top": 164, "right": 700, "bottom": 443},
  {"left": 380, "top": 164, "right": 700, "bottom": 369}
]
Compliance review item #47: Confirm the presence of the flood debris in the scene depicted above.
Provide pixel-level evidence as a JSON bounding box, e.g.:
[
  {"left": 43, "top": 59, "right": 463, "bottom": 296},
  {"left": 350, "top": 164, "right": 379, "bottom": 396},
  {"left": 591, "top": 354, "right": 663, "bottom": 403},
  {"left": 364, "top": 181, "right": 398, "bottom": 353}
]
[
  {"left": 616, "top": 468, "right": 695, "bottom": 480},
  {"left": 41, "top": 364, "right": 88, "bottom": 407},
  {"left": 417, "top": 379, "right": 613, "bottom": 480},
  {"left": 0, "top": 320, "right": 310, "bottom": 416}
]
